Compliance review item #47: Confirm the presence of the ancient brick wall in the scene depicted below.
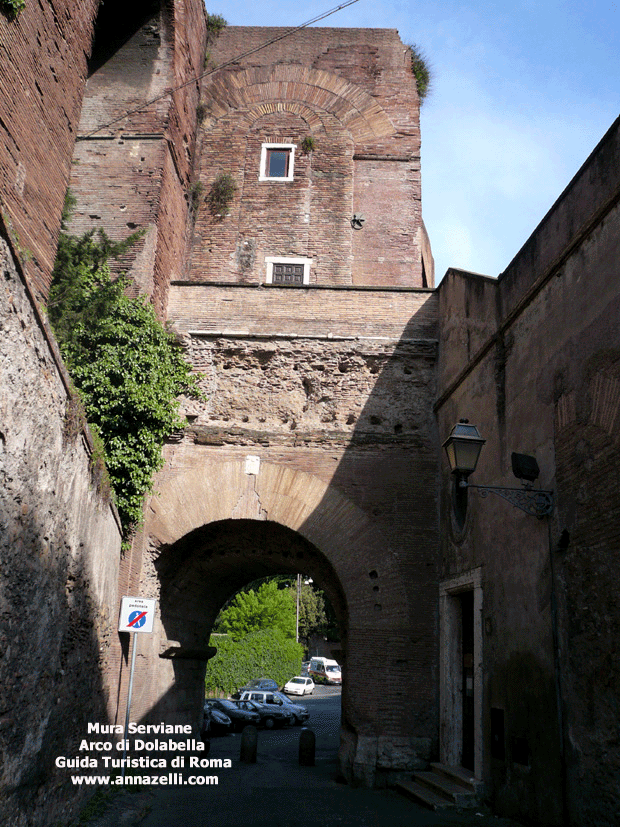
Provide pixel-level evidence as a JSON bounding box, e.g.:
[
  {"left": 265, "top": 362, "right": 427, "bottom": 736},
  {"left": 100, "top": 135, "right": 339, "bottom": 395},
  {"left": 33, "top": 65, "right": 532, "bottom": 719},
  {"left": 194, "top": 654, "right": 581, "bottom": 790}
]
[
  {"left": 0, "top": 0, "right": 99, "bottom": 302},
  {"left": 0, "top": 239, "right": 122, "bottom": 826},
  {"left": 125, "top": 26, "right": 441, "bottom": 785},
  {"left": 436, "top": 116, "right": 620, "bottom": 826},
  {"left": 189, "top": 27, "right": 429, "bottom": 289},
  {"left": 68, "top": 0, "right": 206, "bottom": 317}
]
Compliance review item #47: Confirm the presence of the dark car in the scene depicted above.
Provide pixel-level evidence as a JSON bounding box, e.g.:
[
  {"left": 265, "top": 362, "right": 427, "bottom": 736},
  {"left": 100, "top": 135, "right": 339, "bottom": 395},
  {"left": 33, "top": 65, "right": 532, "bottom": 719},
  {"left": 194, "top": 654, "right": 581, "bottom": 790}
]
[
  {"left": 271, "top": 691, "right": 310, "bottom": 725},
  {"left": 206, "top": 698, "right": 260, "bottom": 731},
  {"left": 236, "top": 698, "right": 294, "bottom": 729},
  {"left": 202, "top": 702, "right": 232, "bottom": 735},
  {"left": 237, "top": 677, "right": 279, "bottom": 693}
]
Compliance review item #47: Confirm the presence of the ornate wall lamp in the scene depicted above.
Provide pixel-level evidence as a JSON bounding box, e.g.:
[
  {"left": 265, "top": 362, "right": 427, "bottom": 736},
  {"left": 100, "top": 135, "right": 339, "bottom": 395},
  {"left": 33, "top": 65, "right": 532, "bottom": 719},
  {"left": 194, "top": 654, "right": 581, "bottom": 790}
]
[{"left": 443, "top": 420, "right": 554, "bottom": 519}]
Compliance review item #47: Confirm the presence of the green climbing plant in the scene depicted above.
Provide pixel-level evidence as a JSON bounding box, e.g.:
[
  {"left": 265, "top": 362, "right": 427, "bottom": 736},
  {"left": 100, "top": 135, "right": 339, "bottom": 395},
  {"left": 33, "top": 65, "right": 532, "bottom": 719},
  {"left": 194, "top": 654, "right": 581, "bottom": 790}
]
[
  {"left": 0, "top": 0, "right": 25, "bottom": 21},
  {"left": 49, "top": 195, "right": 203, "bottom": 539}
]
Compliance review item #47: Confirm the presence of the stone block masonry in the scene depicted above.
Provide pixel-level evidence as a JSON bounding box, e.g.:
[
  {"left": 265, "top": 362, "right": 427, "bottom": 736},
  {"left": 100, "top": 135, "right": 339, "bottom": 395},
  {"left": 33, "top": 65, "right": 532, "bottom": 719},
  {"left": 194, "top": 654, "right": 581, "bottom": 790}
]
[{"left": 0, "top": 238, "right": 121, "bottom": 826}]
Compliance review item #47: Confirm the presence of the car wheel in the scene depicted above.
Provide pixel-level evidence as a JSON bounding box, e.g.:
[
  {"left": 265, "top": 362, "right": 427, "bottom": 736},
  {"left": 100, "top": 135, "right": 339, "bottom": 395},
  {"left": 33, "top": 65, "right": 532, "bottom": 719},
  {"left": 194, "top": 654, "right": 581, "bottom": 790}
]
[{"left": 264, "top": 717, "right": 275, "bottom": 729}]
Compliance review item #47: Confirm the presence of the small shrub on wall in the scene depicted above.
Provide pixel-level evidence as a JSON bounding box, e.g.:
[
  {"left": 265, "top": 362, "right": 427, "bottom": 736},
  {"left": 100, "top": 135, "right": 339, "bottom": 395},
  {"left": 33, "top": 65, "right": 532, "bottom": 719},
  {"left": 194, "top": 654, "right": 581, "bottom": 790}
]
[
  {"left": 205, "top": 629, "right": 303, "bottom": 697},
  {"left": 207, "top": 172, "right": 237, "bottom": 218},
  {"left": 407, "top": 43, "right": 432, "bottom": 104}
]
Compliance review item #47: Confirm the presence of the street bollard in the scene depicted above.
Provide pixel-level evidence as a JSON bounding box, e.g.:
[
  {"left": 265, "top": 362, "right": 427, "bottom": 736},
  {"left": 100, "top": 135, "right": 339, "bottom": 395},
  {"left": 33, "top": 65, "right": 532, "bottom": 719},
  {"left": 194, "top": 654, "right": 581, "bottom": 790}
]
[
  {"left": 298, "top": 728, "right": 315, "bottom": 766},
  {"left": 240, "top": 725, "right": 258, "bottom": 763}
]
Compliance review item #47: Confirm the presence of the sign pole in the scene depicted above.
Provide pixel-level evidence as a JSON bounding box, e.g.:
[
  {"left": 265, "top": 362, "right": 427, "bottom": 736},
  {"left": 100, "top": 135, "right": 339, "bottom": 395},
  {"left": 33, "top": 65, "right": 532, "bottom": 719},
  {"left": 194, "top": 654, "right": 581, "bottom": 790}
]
[
  {"left": 121, "top": 631, "right": 138, "bottom": 781},
  {"left": 117, "top": 596, "right": 157, "bottom": 782}
]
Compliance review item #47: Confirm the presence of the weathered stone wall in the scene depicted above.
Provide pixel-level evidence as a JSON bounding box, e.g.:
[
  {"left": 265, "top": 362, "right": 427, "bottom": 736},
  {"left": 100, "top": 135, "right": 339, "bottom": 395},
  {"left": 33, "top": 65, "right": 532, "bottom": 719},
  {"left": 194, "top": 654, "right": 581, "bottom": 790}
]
[
  {"left": 436, "top": 116, "right": 620, "bottom": 826},
  {"left": 0, "top": 2, "right": 208, "bottom": 821},
  {"left": 130, "top": 271, "right": 440, "bottom": 783},
  {"left": 0, "top": 239, "right": 122, "bottom": 826}
]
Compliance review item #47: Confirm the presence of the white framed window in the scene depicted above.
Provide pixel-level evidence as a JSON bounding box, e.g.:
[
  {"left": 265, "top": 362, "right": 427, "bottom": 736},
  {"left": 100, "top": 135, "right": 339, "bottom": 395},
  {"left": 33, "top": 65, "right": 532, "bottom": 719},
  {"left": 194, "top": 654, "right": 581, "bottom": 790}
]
[
  {"left": 265, "top": 256, "right": 312, "bottom": 285},
  {"left": 259, "top": 143, "right": 296, "bottom": 181}
]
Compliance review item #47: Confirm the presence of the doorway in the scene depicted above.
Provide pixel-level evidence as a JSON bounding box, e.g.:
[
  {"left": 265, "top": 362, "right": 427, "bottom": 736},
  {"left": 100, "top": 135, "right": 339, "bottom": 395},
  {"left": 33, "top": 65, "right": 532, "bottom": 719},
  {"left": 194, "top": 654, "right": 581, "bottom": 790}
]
[{"left": 439, "top": 569, "right": 483, "bottom": 777}]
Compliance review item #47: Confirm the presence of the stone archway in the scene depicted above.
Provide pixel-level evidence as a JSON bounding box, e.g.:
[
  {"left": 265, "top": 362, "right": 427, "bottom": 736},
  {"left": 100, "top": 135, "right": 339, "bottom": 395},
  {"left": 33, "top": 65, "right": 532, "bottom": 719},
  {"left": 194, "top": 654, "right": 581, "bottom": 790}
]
[{"left": 126, "top": 452, "right": 425, "bottom": 784}]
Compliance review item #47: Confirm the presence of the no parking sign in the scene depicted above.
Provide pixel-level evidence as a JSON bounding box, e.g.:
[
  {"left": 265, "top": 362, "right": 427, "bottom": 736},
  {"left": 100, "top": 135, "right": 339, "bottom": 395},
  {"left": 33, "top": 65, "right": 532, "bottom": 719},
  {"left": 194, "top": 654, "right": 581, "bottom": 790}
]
[{"left": 118, "top": 596, "right": 156, "bottom": 634}]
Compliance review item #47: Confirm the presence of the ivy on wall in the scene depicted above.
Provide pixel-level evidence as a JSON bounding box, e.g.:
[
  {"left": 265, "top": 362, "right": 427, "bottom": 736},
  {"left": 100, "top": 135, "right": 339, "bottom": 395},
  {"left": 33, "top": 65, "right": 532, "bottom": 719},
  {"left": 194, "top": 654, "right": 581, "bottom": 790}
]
[{"left": 49, "top": 197, "right": 202, "bottom": 539}]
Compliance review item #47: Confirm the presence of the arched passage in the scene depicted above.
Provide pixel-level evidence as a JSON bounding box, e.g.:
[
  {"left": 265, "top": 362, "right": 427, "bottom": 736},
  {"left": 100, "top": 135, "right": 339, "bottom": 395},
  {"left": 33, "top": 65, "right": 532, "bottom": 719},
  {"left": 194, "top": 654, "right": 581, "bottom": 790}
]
[
  {"left": 128, "top": 454, "right": 424, "bottom": 784},
  {"left": 155, "top": 518, "right": 348, "bottom": 656}
]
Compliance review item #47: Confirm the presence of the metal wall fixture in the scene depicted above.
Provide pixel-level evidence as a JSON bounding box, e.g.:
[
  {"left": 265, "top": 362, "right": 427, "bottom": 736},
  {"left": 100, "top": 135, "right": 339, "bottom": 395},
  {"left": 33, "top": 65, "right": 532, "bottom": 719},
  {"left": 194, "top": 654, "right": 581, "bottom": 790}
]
[{"left": 442, "top": 420, "right": 554, "bottom": 518}]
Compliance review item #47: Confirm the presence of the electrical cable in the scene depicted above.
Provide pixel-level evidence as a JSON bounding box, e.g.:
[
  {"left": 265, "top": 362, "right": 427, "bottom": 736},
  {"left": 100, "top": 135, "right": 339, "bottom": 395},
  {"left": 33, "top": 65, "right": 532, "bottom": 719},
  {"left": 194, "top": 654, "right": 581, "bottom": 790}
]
[{"left": 83, "top": 0, "right": 361, "bottom": 139}]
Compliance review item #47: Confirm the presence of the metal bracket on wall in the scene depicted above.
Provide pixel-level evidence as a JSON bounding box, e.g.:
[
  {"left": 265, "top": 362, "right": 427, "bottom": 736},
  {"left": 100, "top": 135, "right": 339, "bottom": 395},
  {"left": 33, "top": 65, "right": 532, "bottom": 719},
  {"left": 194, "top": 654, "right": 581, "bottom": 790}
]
[{"left": 469, "top": 484, "right": 554, "bottom": 518}]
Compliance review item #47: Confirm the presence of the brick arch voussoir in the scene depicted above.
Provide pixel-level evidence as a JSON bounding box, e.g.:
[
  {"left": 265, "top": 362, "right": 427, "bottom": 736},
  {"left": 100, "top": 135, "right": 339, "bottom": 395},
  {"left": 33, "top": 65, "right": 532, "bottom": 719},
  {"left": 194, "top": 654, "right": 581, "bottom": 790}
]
[
  {"left": 203, "top": 65, "right": 395, "bottom": 143},
  {"left": 240, "top": 102, "right": 329, "bottom": 136},
  {"left": 145, "top": 458, "right": 407, "bottom": 622}
]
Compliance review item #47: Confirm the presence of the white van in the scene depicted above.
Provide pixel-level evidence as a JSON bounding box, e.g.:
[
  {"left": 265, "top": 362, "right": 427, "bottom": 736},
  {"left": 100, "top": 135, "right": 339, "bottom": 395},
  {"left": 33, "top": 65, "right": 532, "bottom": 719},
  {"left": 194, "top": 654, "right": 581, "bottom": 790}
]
[{"left": 308, "top": 657, "right": 341, "bottom": 685}]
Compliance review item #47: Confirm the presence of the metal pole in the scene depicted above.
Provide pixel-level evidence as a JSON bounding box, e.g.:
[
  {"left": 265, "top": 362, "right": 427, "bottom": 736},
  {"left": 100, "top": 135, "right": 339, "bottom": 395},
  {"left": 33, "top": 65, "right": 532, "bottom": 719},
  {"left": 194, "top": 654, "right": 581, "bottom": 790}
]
[
  {"left": 296, "top": 574, "right": 301, "bottom": 643},
  {"left": 121, "top": 632, "right": 138, "bottom": 781}
]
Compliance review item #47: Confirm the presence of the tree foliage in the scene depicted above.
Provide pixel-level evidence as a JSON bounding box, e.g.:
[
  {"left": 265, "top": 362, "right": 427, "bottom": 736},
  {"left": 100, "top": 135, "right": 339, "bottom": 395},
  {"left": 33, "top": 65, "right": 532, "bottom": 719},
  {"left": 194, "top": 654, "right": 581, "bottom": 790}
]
[
  {"left": 48, "top": 205, "right": 201, "bottom": 536},
  {"left": 205, "top": 629, "right": 303, "bottom": 697},
  {"left": 291, "top": 580, "right": 328, "bottom": 646},
  {"left": 214, "top": 580, "right": 296, "bottom": 641}
]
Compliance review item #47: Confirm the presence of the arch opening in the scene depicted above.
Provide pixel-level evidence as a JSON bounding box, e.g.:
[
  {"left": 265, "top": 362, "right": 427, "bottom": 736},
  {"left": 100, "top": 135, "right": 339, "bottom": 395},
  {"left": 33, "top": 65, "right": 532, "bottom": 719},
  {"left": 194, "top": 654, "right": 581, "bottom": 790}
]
[
  {"left": 155, "top": 518, "right": 348, "bottom": 657},
  {"left": 144, "top": 519, "right": 349, "bottom": 741}
]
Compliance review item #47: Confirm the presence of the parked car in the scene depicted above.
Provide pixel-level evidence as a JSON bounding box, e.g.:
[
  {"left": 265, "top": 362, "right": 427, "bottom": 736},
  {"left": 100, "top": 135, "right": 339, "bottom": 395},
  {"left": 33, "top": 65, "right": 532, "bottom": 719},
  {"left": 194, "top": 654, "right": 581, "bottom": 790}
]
[
  {"left": 235, "top": 677, "right": 279, "bottom": 695},
  {"left": 270, "top": 691, "right": 310, "bottom": 724},
  {"left": 205, "top": 698, "right": 260, "bottom": 731},
  {"left": 236, "top": 693, "right": 295, "bottom": 728},
  {"left": 300, "top": 661, "right": 310, "bottom": 676},
  {"left": 283, "top": 675, "right": 315, "bottom": 696},
  {"left": 202, "top": 702, "right": 232, "bottom": 735}
]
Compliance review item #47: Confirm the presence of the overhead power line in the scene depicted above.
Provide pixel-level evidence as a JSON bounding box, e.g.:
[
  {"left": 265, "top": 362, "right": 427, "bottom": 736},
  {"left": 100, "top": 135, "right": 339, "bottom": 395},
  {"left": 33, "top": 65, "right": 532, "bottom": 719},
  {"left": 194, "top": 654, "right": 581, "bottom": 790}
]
[{"left": 83, "top": 0, "right": 361, "bottom": 139}]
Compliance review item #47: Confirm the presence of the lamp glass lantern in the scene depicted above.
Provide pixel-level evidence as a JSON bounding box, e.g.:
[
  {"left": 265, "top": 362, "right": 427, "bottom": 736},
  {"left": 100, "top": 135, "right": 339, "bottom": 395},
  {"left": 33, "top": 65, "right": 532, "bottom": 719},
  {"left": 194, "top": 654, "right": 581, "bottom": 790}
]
[{"left": 442, "top": 421, "right": 486, "bottom": 480}]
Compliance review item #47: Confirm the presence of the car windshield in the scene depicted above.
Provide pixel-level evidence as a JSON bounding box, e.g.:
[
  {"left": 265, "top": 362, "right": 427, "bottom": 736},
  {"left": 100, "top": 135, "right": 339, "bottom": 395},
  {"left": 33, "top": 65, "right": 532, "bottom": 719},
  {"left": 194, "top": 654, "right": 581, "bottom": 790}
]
[
  {"left": 219, "top": 700, "right": 235, "bottom": 710},
  {"left": 290, "top": 678, "right": 304, "bottom": 684},
  {"left": 326, "top": 665, "right": 339, "bottom": 672}
]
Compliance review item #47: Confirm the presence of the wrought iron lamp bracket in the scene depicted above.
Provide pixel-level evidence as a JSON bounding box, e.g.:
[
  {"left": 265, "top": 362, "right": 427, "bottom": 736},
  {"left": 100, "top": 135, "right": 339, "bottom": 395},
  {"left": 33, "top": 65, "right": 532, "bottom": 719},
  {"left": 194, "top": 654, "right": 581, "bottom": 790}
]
[{"left": 467, "top": 484, "right": 554, "bottom": 518}]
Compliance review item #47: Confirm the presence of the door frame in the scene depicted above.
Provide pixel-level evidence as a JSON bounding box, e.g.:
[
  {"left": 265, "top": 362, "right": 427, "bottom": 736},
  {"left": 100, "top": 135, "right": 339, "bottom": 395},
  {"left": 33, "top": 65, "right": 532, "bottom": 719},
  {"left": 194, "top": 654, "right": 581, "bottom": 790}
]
[{"left": 439, "top": 568, "right": 483, "bottom": 777}]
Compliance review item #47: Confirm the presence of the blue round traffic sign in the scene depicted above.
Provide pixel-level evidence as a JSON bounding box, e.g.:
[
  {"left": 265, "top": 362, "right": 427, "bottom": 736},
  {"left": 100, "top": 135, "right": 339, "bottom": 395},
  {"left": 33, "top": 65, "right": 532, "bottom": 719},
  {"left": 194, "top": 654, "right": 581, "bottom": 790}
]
[{"left": 128, "top": 610, "right": 147, "bottom": 629}]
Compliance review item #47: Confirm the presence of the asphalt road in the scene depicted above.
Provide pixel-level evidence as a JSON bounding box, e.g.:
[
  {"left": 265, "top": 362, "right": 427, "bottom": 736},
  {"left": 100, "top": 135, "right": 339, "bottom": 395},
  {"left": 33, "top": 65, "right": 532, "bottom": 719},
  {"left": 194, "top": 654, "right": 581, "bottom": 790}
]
[
  {"left": 224, "top": 684, "right": 342, "bottom": 760},
  {"left": 86, "top": 687, "right": 525, "bottom": 827}
]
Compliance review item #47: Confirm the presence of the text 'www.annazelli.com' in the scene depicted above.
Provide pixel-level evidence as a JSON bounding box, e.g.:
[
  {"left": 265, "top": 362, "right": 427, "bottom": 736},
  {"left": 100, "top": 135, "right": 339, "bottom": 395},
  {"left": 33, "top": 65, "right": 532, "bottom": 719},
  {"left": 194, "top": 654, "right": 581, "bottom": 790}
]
[{"left": 71, "top": 773, "right": 219, "bottom": 785}]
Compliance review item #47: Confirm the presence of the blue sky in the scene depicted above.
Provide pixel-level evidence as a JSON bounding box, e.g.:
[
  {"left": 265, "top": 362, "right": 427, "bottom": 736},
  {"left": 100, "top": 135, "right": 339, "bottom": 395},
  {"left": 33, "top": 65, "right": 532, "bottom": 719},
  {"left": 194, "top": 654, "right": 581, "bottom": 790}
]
[{"left": 207, "top": 1, "right": 619, "bottom": 282}]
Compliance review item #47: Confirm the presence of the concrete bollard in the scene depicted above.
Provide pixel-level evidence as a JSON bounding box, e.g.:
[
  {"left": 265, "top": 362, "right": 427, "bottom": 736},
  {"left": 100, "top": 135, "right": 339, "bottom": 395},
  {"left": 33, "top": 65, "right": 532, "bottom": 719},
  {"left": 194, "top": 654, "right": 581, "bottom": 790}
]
[
  {"left": 298, "top": 728, "right": 315, "bottom": 766},
  {"left": 240, "top": 725, "right": 258, "bottom": 763}
]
